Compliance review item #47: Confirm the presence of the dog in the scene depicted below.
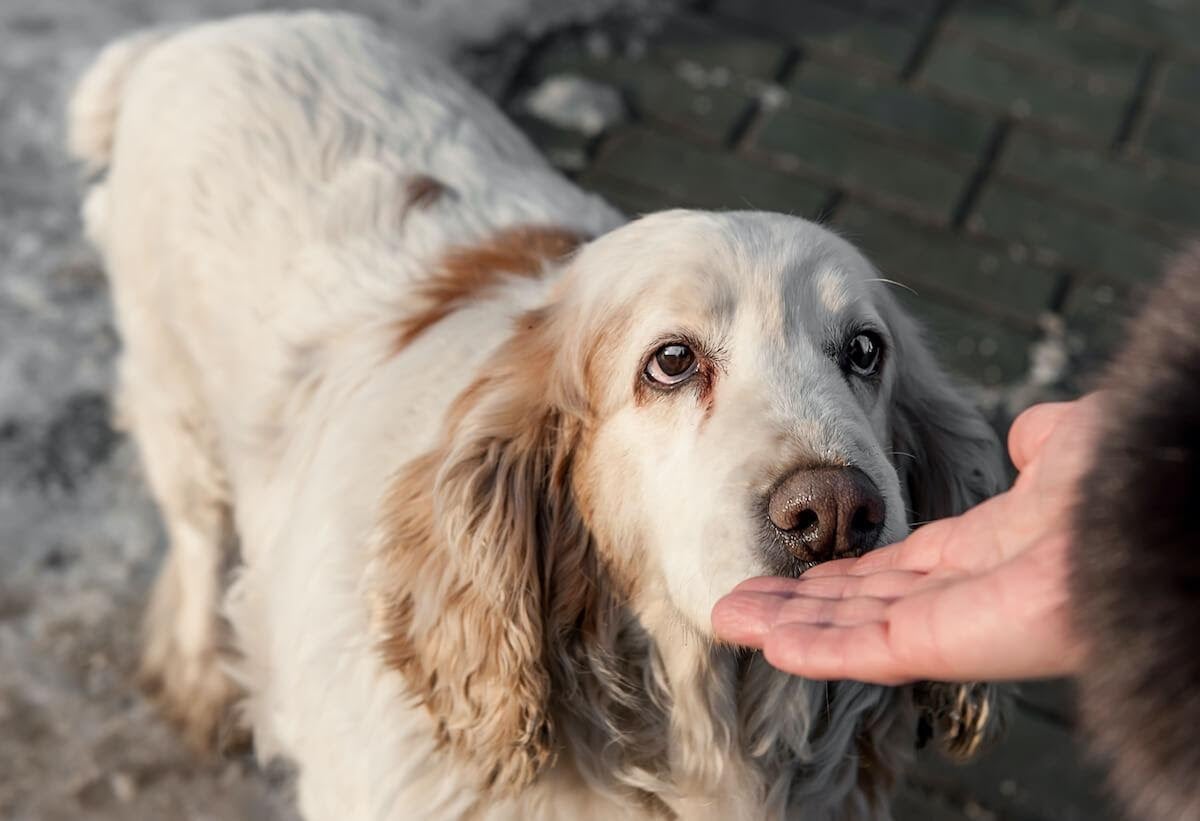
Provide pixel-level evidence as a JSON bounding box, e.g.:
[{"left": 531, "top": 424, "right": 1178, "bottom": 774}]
[{"left": 69, "top": 12, "right": 1006, "bottom": 819}]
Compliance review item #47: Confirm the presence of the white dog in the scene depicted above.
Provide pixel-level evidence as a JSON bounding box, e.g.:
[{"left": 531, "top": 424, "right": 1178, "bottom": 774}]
[{"left": 70, "top": 12, "right": 1005, "bottom": 820}]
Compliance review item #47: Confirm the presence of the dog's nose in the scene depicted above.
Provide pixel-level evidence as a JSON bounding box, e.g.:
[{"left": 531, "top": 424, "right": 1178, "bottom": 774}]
[{"left": 767, "top": 466, "right": 885, "bottom": 561}]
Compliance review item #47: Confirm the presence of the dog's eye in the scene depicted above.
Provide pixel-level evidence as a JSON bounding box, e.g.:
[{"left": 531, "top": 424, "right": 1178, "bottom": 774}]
[
  {"left": 646, "top": 343, "right": 698, "bottom": 386},
  {"left": 843, "top": 332, "right": 883, "bottom": 377}
]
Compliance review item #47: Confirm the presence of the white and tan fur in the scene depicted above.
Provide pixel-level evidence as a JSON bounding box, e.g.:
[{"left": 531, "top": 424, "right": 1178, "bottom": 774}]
[{"left": 69, "top": 12, "right": 1005, "bottom": 820}]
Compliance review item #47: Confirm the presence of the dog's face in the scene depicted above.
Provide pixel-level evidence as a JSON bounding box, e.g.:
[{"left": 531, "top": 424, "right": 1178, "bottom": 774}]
[
  {"left": 557, "top": 211, "right": 998, "bottom": 632},
  {"left": 378, "top": 209, "right": 1004, "bottom": 792}
]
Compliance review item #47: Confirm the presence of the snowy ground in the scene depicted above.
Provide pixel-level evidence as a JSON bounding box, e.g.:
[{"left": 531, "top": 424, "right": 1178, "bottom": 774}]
[{"left": 0, "top": 2, "right": 666, "bottom": 818}]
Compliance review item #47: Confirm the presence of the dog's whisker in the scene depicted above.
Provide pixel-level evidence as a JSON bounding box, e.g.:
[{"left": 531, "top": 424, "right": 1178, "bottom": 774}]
[{"left": 864, "top": 277, "right": 919, "bottom": 296}]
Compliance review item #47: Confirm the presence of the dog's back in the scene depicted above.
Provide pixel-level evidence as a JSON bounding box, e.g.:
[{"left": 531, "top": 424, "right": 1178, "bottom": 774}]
[{"left": 70, "top": 12, "right": 615, "bottom": 465}]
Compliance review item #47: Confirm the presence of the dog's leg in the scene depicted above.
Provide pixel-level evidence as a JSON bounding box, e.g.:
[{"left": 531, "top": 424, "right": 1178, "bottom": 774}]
[{"left": 120, "top": 358, "right": 240, "bottom": 752}]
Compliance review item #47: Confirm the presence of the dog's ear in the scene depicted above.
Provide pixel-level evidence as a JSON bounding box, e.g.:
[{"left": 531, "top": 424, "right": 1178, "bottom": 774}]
[
  {"left": 375, "top": 307, "right": 593, "bottom": 794},
  {"left": 885, "top": 301, "right": 1006, "bottom": 523},
  {"left": 881, "top": 295, "right": 1011, "bottom": 759}
]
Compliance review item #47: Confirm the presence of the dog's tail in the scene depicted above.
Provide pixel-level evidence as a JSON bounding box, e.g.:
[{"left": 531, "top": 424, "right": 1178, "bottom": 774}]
[
  {"left": 67, "top": 28, "right": 170, "bottom": 175},
  {"left": 68, "top": 28, "right": 172, "bottom": 249}
]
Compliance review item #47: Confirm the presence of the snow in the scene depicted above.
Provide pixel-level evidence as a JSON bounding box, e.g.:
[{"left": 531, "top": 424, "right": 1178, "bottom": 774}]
[{"left": 523, "top": 74, "right": 627, "bottom": 136}]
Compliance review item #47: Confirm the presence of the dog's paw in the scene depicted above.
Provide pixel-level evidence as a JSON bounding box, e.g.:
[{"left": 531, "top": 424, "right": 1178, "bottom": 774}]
[
  {"left": 912, "top": 681, "right": 1008, "bottom": 761},
  {"left": 139, "top": 641, "right": 246, "bottom": 754}
]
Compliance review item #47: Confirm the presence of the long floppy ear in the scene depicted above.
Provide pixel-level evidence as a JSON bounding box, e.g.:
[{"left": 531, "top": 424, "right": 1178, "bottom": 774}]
[
  {"left": 882, "top": 296, "right": 1011, "bottom": 760},
  {"left": 375, "top": 307, "right": 594, "bottom": 793},
  {"left": 885, "top": 301, "right": 1006, "bottom": 522}
]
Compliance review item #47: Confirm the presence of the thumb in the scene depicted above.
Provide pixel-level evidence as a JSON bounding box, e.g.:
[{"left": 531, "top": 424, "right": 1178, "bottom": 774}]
[{"left": 1008, "top": 400, "right": 1076, "bottom": 471}]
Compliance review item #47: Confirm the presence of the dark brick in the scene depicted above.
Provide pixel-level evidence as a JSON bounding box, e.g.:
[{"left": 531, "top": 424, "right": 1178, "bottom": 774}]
[
  {"left": 754, "top": 107, "right": 971, "bottom": 219},
  {"left": 1140, "top": 108, "right": 1200, "bottom": 169},
  {"left": 947, "top": 0, "right": 1147, "bottom": 86},
  {"left": 1061, "top": 277, "right": 1138, "bottom": 375},
  {"left": 787, "top": 60, "right": 995, "bottom": 157},
  {"left": 1160, "top": 59, "right": 1200, "bottom": 113},
  {"left": 531, "top": 40, "right": 757, "bottom": 142},
  {"left": 892, "top": 785, "right": 974, "bottom": 821},
  {"left": 1015, "top": 678, "right": 1078, "bottom": 727},
  {"left": 911, "top": 708, "right": 1119, "bottom": 821},
  {"left": 894, "top": 291, "right": 1034, "bottom": 385},
  {"left": 712, "top": 0, "right": 929, "bottom": 72},
  {"left": 833, "top": 202, "right": 1059, "bottom": 324},
  {"left": 646, "top": 14, "right": 787, "bottom": 80},
  {"left": 970, "top": 180, "right": 1173, "bottom": 283},
  {"left": 591, "top": 128, "right": 830, "bottom": 216},
  {"left": 620, "top": 62, "right": 758, "bottom": 143},
  {"left": 511, "top": 113, "right": 592, "bottom": 172},
  {"left": 999, "top": 128, "right": 1200, "bottom": 232},
  {"left": 919, "top": 34, "right": 1132, "bottom": 141},
  {"left": 1081, "top": 0, "right": 1200, "bottom": 54},
  {"left": 578, "top": 172, "right": 675, "bottom": 216}
]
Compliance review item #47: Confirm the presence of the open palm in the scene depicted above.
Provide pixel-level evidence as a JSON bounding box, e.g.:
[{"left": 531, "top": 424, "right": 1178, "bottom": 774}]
[{"left": 712, "top": 396, "right": 1104, "bottom": 684}]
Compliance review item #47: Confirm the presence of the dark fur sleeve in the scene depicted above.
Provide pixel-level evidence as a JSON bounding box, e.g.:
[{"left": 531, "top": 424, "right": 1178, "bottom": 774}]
[{"left": 1070, "top": 245, "right": 1200, "bottom": 821}]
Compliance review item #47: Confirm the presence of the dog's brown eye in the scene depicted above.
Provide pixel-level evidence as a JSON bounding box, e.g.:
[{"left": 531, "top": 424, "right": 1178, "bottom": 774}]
[
  {"left": 844, "top": 332, "right": 883, "bottom": 377},
  {"left": 646, "top": 343, "right": 698, "bottom": 386}
]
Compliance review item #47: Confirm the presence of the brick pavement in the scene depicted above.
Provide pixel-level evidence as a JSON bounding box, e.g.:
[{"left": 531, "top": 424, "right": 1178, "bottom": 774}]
[{"left": 501, "top": 0, "right": 1200, "bottom": 817}]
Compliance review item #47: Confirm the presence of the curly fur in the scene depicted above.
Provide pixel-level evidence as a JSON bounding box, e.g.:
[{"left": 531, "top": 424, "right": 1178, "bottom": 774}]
[{"left": 1071, "top": 245, "right": 1200, "bottom": 821}]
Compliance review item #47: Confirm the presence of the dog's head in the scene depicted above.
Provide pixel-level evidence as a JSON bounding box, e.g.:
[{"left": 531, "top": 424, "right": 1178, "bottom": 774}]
[{"left": 377, "top": 210, "right": 1005, "bottom": 795}]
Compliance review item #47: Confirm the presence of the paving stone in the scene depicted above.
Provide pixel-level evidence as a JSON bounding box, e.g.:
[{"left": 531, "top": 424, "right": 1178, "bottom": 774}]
[
  {"left": 1015, "top": 678, "right": 1078, "bottom": 727},
  {"left": 1061, "top": 276, "right": 1139, "bottom": 376},
  {"left": 999, "top": 127, "right": 1200, "bottom": 231},
  {"left": 510, "top": 113, "right": 594, "bottom": 172},
  {"left": 1140, "top": 108, "right": 1200, "bottom": 170},
  {"left": 1081, "top": 0, "right": 1200, "bottom": 54},
  {"left": 754, "top": 107, "right": 971, "bottom": 219},
  {"left": 531, "top": 39, "right": 757, "bottom": 142},
  {"left": 947, "top": 0, "right": 1147, "bottom": 87},
  {"left": 892, "top": 784, "right": 977, "bottom": 821},
  {"left": 893, "top": 291, "right": 1034, "bottom": 385},
  {"left": 919, "top": 34, "right": 1132, "bottom": 141},
  {"left": 578, "top": 172, "right": 675, "bottom": 216},
  {"left": 786, "top": 59, "right": 995, "bottom": 158},
  {"left": 645, "top": 14, "right": 787, "bottom": 80},
  {"left": 712, "top": 0, "right": 929, "bottom": 73},
  {"left": 591, "top": 128, "right": 831, "bottom": 216},
  {"left": 1160, "top": 59, "right": 1200, "bottom": 113},
  {"left": 910, "top": 708, "right": 1118, "bottom": 821},
  {"left": 833, "top": 202, "right": 1059, "bottom": 324},
  {"left": 970, "top": 180, "right": 1174, "bottom": 283}
]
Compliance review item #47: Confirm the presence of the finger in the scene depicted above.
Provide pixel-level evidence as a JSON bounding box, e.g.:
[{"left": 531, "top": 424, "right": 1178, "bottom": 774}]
[
  {"left": 1008, "top": 400, "right": 1075, "bottom": 471},
  {"left": 715, "top": 570, "right": 930, "bottom": 647},
  {"left": 731, "top": 575, "right": 826, "bottom": 594},
  {"left": 793, "top": 556, "right": 872, "bottom": 579},
  {"left": 775, "top": 594, "right": 890, "bottom": 625},
  {"left": 771, "top": 570, "right": 929, "bottom": 600},
  {"left": 762, "top": 621, "right": 912, "bottom": 686},
  {"left": 711, "top": 590, "right": 783, "bottom": 647},
  {"left": 824, "top": 519, "right": 961, "bottom": 574},
  {"left": 713, "top": 590, "right": 892, "bottom": 646}
]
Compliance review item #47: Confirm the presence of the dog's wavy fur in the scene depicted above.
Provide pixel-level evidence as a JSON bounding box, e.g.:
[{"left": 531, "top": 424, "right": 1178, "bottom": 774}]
[
  {"left": 70, "top": 12, "right": 1006, "bottom": 819},
  {"left": 1071, "top": 245, "right": 1200, "bottom": 821}
]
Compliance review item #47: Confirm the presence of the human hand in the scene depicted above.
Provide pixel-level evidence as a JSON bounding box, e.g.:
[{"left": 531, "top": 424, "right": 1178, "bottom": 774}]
[{"left": 712, "top": 395, "right": 1105, "bottom": 684}]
